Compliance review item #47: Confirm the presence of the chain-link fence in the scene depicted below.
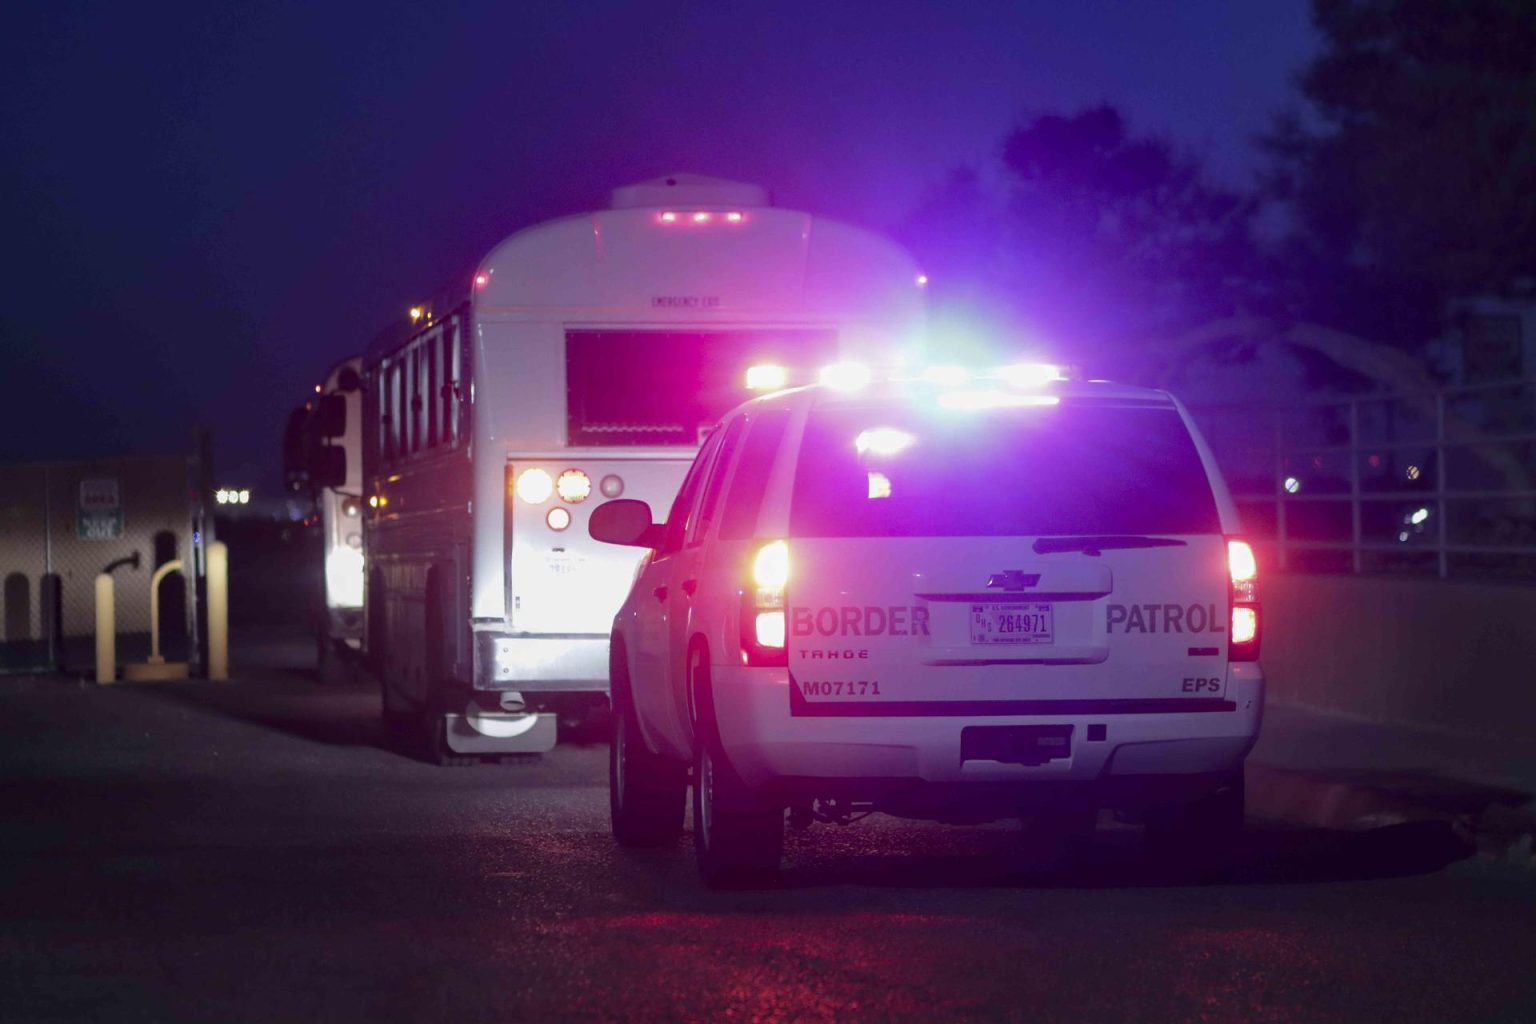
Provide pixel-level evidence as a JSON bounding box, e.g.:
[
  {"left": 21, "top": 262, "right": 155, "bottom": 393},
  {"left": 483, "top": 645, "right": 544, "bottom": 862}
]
[{"left": 0, "top": 455, "right": 203, "bottom": 675}]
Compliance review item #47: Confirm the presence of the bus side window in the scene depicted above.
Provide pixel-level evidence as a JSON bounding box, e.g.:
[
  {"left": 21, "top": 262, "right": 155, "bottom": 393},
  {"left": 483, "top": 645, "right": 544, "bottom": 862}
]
[
  {"left": 410, "top": 347, "right": 423, "bottom": 454},
  {"left": 380, "top": 365, "right": 394, "bottom": 463},
  {"left": 689, "top": 417, "right": 746, "bottom": 547},
  {"left": 718, "top": 409, "right": 792, "bottom": 540},
  {"left": 392, "top": 362, "right": 405, "bottom": 460},
  {"left": 656, "top": 429, "right": 723, "bottom": 557},
  {"left": 446, "top": 319, "right": 462, "bottom": 446},
  {"left": 426, "top": 335, "right": 439, "bottom": 449}
]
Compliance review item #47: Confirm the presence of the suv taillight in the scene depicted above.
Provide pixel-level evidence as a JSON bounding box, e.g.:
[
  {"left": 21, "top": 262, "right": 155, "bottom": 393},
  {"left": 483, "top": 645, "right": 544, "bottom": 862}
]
[
  {"left": 739, "top": 540, "right": 788, "bottom": 667},
  {"left": 1227, "top": 538, "right": 1260, "bottom": 661}
]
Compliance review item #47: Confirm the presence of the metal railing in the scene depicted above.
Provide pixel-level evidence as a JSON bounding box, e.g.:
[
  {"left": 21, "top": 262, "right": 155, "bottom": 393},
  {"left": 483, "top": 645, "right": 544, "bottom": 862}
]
[{"left": 1187, "top": 378, "right": 1536, "bottom": 580}]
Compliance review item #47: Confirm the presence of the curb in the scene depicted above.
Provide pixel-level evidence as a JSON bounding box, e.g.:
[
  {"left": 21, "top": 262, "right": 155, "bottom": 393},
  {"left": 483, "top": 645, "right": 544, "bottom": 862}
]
[{"left": 1246, "top": 762, "right": 1536, "bottom": 872}]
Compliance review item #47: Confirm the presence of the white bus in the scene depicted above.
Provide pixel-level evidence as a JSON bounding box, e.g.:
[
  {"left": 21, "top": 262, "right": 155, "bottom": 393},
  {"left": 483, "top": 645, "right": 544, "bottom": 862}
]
[
  {"left": 361, "top": 174, "right": 925, "bottom": 762},
  {"left": 284, "top": 356, "right": 365, "bottom": 682}
]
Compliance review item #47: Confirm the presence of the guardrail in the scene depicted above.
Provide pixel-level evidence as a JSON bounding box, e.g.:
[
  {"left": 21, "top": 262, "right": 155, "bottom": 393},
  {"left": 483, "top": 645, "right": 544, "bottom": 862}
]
[{"left": 1187, "top": 378, "right": 1536, "bottom": 579}]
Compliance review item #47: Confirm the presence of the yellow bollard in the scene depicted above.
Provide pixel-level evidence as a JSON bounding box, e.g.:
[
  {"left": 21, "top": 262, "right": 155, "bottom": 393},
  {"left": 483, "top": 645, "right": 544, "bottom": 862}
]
[
  {"left": 122, "top": 559, "right": 189, "bottom": 682},
  {"left": 208, "top": 541, "right": 228, "bottom": 680},
  {"left": 149, "top": 560, "right": 183, "bottom": 661},
  {"left": 94, "top": 573, "right": 115, "bottom": 684}
]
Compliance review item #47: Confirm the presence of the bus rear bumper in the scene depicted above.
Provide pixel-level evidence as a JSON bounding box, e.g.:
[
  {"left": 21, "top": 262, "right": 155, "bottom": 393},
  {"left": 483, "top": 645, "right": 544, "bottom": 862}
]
[{"left": 472, "top": 631, "right": 610, "bottom": 692}]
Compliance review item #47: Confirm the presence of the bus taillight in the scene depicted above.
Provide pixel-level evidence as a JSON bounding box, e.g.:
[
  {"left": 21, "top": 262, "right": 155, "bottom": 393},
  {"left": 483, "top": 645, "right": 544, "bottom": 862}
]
[
  {"left": 556, "top": 469, "right": 591, "bottom": 503},
  {"left": 515, "top": 469, "right": 553, "bottom": 504}
]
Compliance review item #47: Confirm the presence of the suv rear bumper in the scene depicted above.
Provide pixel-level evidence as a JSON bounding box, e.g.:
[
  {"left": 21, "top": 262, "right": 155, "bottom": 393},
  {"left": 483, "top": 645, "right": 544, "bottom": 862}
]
[{"left": 710, "top": 661, "right": 1263, "bottom": 795}]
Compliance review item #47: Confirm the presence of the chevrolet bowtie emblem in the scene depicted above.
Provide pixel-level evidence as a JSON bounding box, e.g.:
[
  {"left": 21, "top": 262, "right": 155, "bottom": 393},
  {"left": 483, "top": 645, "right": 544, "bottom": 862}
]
[{"left": 986, "top": 570, "right": 1041, "bottom": 591}]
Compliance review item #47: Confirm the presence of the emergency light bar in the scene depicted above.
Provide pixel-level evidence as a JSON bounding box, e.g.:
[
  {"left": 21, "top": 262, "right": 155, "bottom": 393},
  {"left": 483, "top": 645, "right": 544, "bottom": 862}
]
[
  {"left": 740, "top": 359, "right": 1069, "bottom": 396},
  {"left": 745, "top": 364, "right": 789, "bottom": 391},
  {"left": 741, "top": 361, "right": 1073, "bottom": 397}
]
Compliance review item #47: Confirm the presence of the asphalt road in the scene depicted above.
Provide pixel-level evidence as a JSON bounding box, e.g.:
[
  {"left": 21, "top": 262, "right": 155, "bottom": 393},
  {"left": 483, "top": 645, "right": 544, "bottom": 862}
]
[{"left": 3, "top": 644, "right": 1534, "bottom": 1023}]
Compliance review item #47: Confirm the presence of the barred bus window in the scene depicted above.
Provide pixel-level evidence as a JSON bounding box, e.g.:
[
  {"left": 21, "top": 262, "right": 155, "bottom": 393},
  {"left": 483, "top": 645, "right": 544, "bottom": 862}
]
[
  {"left": 448, "top": 321, "right": 462, "bottom": 445},
  {"left": 379, "top": 369, "right": 392, "bottom": 462},
  {"left": 439, "top": 323, "right": 451, "bottom": 445},
  {"left": 410, "top": 347, "right": 422, "bottom": 454},
  {"left": 427, "top": 335, "right": 439, "bottom": 448},
  {"left": 392, "top": 362, "right": 405, "bottom": 460}
]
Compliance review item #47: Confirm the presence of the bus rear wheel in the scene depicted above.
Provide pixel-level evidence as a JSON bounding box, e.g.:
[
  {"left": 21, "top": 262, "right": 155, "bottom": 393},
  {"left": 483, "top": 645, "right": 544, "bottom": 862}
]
[
  {"left": 422, "top": 581, "right": 475, "bottom": 767},
  {"left": 316, "top": 627, "right": 348, "bottom": 686},
  {"left": 426, "top": 710, "right": 476, "bottom": 768}
]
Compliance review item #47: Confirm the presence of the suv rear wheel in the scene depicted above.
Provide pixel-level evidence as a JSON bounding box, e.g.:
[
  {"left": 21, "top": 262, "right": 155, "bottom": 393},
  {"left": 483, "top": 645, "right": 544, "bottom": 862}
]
[
  {"left": 688, "top": 644, "right": 782, "bottom": 888},
  {"left": 609, "top": 643, "right": 686, "bottom": 847}
]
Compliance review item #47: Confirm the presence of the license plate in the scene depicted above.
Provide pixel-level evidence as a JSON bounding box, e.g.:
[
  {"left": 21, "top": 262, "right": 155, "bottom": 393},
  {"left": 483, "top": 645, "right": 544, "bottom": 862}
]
[{"left": 970, "top": 602, "right": 1054, "bottom": 645}]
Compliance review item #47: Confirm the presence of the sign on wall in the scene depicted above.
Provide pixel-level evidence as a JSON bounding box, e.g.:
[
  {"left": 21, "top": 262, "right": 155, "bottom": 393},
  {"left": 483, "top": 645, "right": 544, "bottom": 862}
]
[{"left": 77, "top": 478, "right": 123, "bottom": 540}]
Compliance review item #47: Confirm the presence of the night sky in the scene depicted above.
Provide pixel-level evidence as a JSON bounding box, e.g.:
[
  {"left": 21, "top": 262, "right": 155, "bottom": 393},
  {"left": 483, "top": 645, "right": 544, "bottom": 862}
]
[{"left": 0, "top": 1, "right": 1315, "bottom": 492}]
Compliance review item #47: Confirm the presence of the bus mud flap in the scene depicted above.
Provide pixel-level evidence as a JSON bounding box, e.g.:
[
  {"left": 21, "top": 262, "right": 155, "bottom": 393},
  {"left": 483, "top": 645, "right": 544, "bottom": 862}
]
[{"left": 445, "top": 707, "right": 559, "bottom": 754}]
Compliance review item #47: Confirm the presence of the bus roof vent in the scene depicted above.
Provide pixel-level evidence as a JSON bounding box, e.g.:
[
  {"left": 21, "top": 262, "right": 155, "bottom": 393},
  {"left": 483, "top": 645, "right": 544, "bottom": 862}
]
[{"left": 609, "top": 173, "right": 770, "bottom": 210}]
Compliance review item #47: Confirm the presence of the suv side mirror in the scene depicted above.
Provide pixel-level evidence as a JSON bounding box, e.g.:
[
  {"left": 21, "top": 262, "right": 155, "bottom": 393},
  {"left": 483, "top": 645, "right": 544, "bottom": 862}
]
[{"left": 589, "top": 499, "right": 662, "bottom": 548}]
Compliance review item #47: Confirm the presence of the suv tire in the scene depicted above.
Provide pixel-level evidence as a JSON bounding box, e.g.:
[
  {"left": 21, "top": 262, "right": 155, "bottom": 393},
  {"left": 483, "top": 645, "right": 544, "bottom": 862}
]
[
  {"left": 610, "top": 665, "right": 687, "bottom": 847},
  {"left": 688, "top": 644, "right": 782, "bottom": 888}
]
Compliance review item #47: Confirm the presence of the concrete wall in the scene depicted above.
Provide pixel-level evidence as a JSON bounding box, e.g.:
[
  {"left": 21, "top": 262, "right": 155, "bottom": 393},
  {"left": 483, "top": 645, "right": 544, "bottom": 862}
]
[
  {"left": 1262, "top": 573, "right": 1536, "bottom": 740},
  {"left": 0, "top": 456, "right": 196, "bottom": 671}
]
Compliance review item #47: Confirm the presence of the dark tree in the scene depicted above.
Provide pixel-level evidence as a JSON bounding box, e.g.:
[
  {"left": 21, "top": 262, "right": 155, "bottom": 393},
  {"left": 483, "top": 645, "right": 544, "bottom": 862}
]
[
  {"left": 1265, "top": 0, "right": 1536, "bottom": 346},
  {"left": 903, "top": 106, "right": 1256, "bottom": 372}
]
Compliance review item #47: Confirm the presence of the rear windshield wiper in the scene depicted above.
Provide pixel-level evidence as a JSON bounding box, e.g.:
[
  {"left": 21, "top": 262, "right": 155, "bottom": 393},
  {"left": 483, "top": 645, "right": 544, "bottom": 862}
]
[{"left": 1032, "top": 535, "right": 1189, "bottom": 556}]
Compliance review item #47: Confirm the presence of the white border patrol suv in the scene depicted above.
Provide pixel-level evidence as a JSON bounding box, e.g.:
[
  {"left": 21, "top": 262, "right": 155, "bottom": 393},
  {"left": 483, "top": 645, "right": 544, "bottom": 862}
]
[{"left": 590, "top": 365, "right": 1262, "bottom": 887}]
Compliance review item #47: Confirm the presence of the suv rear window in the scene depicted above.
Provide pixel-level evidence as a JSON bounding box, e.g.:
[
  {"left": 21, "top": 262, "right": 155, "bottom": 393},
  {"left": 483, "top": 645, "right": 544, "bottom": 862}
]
[{"left": 790, "top": 401, "right": 1220, "bottom": 538}]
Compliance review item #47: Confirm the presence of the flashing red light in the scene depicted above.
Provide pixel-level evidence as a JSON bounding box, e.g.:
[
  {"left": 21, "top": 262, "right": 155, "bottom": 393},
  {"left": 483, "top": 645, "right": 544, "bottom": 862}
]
[
  {"left": 474, "top": 272, "right": 489, "bottom": 289},
  {"left": 659, "top": 211, "right": 678, "bottom": 223},
  {"left": 726, "top": 211, "right": 743, "bottom": 223},
  {"left": 818, "top": 361, "right": 871, "bottom": 391},
  {"left": 745, "top": 364, "right": 789, "bottom": 391},
  {"left": 692, "top": 212, "right": 711, "bottom": 224}
]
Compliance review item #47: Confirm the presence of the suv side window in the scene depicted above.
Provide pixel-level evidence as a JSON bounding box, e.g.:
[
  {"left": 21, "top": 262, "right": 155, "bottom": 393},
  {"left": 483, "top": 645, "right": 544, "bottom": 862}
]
[
  {"left": 719, "top": 409, "right": 791, "bottom": 540},
  {"left": 688, "top": 416, "right": 746, "bottom": 547},
  {"left": 656, "top": 429, "right": 723, "bottom": 556}
]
